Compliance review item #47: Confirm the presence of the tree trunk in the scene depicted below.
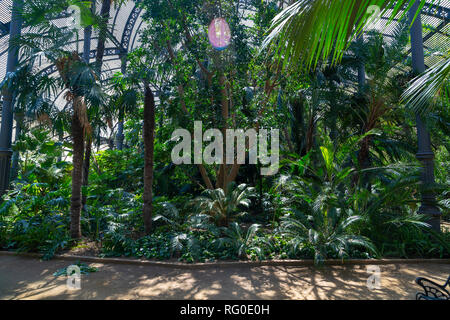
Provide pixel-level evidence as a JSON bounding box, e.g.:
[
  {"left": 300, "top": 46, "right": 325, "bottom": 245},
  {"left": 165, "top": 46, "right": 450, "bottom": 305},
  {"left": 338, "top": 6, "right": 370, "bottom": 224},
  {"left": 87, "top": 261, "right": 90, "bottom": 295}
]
[
  {"left": 70, "top": 96, "right": 85, "bottom": 240},
  {"left": 359, "top": 140, "right": 370, "bottom": 167},
  {"left": 82, "top": 136, "right": 92, "bottom": 209},
  {"left": 143, "top": 84, "right": 155, "bottom": 235},
  {"left": 352, "top": 129, "right": 371, "bottom": 187},
  {"left": 78, "top": 0, "right": 108, "bottom": 212},
  {"left": 116, "top": 119, "right": 124, "bottom": 150},
  {"left": 218, "top": 73, "right": 230, "bottom": 191},
  {"left": 11, "top": 113, "right": 24, "bottom": 181}
]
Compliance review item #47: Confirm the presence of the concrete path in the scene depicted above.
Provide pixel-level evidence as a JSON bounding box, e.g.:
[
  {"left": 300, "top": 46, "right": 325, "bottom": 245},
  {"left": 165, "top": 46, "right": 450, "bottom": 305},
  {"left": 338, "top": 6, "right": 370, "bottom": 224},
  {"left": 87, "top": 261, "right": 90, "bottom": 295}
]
[{"left": 0, "top": 255, "right": 449, "bottom": 300}]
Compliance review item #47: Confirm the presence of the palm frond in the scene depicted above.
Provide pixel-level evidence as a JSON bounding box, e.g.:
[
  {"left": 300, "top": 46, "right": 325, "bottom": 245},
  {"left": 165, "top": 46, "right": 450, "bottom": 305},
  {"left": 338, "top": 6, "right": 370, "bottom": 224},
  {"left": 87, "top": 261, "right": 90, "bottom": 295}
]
[
  {"left": 262, "top": 0, "right": 434, "bottom": 70},
  {"left": 401, "top": 53, "right": 450, "bottom": 115}
]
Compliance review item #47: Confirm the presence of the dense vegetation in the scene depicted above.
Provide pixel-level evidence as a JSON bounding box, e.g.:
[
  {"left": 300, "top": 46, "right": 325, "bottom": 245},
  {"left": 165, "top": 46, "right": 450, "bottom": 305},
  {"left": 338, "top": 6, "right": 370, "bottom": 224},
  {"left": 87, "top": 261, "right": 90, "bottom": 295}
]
[{"left": 0, "top": 0, "right": 448, "bottom": 265}]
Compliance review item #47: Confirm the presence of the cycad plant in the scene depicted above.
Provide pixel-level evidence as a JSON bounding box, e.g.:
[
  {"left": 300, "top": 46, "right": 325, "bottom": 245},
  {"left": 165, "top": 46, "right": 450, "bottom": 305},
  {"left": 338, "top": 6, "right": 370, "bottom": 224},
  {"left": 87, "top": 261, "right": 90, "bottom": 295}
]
[
  {"left": 191, "top": 183, "right": 254, "bottom": 227},
  {"left": 279, "top": 207, "right": 377, "bottom": 264},
  {"left": 276, "top": 136, "right": 379, "bottom": 264},
  {"left": 275, "top": 130, "right": 447, "bottom": 262},
  {"left": 219, "top": 222, "right": 261, "bottom": 260}
]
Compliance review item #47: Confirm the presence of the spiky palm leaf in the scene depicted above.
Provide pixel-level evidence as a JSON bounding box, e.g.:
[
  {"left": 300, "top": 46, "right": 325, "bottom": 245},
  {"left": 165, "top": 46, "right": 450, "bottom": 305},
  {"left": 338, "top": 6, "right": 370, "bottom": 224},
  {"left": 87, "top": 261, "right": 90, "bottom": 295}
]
[
  {"left": 401, "top": 52, "right": 450, "bottom": 115},
  {"left": 191, "top": 183, "right": 254, "bottom": 226},
  {"left": 262, "top": 0, "right": 435, "bottom": 70},
  {"left": 279, "top": 208, "right": 377, "bottom": 264},
  {"left": 219, "top": 222, "right": 261, "bottom": 259}
]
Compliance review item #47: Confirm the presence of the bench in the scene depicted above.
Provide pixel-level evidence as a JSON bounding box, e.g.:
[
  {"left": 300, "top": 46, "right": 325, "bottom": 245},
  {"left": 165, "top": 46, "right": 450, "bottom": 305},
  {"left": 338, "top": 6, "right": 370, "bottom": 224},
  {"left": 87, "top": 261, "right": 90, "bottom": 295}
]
[{"left": 415, "top": 276, "right": 450, "bottom": 300}]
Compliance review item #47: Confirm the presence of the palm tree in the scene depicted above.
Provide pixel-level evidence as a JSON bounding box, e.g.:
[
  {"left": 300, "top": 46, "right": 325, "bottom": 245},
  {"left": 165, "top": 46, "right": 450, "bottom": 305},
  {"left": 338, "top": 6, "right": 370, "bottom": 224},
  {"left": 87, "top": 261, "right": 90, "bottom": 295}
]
[
  {"left": 57, "top": 55, "right": 91, "bottom": 239},
  {"left": 352, "top": 21, "right": 411, "bottom": 182},
  {"left": 264, "top": 0, "right": 443, "bottom": 231},
  {"left": 126, "top": 48, "right": 165, "bottom": 235},
  {"left": 12, "top": 1, "right": 101, "bottom": 239},
  {"left": 82, "top": 0, "right": 112, "bottom": 210}
]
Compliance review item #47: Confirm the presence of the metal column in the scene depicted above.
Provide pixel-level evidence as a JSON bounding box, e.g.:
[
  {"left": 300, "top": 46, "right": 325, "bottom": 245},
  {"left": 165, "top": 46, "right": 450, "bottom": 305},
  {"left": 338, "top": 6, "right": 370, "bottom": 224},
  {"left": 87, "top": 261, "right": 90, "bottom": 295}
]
[
  {"left": 408, "top": 0, "right": 441, "bottom": 231},
  {"left": 0, "top": 0, "right": 23, "bottom": 197}
]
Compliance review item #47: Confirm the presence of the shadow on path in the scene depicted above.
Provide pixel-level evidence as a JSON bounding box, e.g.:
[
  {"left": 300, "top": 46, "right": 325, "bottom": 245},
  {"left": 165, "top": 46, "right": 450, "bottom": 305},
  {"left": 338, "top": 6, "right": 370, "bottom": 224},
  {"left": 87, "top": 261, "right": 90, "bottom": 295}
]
[{"left": 1, "top": 255, "right": 449, "bottom": 300}]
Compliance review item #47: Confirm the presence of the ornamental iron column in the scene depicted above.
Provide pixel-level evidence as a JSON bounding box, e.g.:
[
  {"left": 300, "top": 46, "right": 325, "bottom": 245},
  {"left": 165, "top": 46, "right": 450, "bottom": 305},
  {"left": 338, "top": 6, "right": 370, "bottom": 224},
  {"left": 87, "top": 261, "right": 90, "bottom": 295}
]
[
  {"left": 0, "top": 0, "right": 23, "bottom": 197},
  {"left": 408, "top": 1, "right": 441, "bottom": 231}
]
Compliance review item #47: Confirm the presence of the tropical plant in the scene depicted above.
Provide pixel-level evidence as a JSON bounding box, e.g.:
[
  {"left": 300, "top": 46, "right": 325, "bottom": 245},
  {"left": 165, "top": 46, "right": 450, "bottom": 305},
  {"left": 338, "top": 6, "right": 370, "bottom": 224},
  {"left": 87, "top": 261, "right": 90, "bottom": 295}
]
[
  {"left": 401, "top": 50, "right": 450, "bottom": 114},
  {"left": 191, "top": 183, "right": 254, "bottom": 227},
  {"left": 218, "top": 222, "right": 262, "bottom": 260},
  {"left": 279, "top": 208, "right": 377, "bottom": 264},
  {"left": 262, "top": 0, "right": 435, "bottom": 69},
  {"left": 8, "top": 0, "right": 105, "bottom": 239}
]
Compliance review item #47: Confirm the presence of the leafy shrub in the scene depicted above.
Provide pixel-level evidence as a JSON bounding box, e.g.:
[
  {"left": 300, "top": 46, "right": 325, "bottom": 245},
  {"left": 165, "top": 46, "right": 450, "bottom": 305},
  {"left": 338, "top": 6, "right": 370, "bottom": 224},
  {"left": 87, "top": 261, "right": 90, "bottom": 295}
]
[
  {"left": 190, "top": 183, "right": 254, "bottom": 226},
  {"left": 216, "top": 222, "right": 262, "bottom": 260},
  {"left": 0, "top": 181, "right": 71, "bottom": 259}
]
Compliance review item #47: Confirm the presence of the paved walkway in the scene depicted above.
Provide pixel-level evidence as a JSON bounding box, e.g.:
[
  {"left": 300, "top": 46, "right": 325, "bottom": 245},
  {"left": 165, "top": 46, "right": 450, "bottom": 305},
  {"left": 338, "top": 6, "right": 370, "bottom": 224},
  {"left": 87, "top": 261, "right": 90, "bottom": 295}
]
[{"left": 0, "top": 255, "right": 449, "bottom": 300}]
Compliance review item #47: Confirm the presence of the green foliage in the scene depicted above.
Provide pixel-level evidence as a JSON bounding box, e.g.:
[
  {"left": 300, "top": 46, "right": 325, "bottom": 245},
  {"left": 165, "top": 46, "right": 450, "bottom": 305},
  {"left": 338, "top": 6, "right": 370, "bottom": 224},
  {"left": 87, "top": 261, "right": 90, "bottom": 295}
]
[
  {"left": 218, "top": 222, "right": 262, "bottom": 260},
  {"left": 262, "top": 0, "right": 435, "bottom": 70},
  {"left": 0, "top": 0, "right": 448, "bottom": 267},
  {"left": 279, "top": 210, "right": 377, "bottom": 265},
  {"left": 53, "top": 261, "right": 98, "bottom": 277},
  {"left": 102, "top": 230, "right": 173, "bottom": 260},
  {"left": 0, "top": 130, "right": 71, "bottom": 259},
  {"left": 190, "top": 183, "right": 254, "bottom": 226}
]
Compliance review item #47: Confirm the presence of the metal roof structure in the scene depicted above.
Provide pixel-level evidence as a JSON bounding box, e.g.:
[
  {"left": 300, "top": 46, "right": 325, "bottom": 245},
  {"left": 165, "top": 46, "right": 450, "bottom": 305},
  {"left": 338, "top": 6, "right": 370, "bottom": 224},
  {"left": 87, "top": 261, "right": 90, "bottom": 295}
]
[
  {"left": 375, "top": 1, "right": 450, "bottom": 68},
  {"left": 0, "top": 0, "right": 448, "bottom": 110},
  {"left": 0, "top": 0, "right": 144, "bottom": 81}
]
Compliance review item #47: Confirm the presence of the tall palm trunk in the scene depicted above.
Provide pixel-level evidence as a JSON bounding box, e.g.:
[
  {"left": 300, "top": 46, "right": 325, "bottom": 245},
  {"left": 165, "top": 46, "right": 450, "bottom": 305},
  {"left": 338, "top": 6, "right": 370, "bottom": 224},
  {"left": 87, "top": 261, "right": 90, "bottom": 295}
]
[
  {"left": 70, "top": 96, "right": 86, "bottom": 239},
  {"left": 217, "top": 74, "right": 229, "bottom": 191},
  {"left": 80, "top": 0, "right": 110, "bottom": 211},
  {"left": 81, "top": 2, "right": 94, "bottom": 211},
  {"left": 56, "top": 53, "right": 90, "bottom": 240},
  {"left": 82, "top": 136, "right": 92, "bottom": 208},
  {"left": 143, "top": 84, "right": 155, "bottom": 235}
]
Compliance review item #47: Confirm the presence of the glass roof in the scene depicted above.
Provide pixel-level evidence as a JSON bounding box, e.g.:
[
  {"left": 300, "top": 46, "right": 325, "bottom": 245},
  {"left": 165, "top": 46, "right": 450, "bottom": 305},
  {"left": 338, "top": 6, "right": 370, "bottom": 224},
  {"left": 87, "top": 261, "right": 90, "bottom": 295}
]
[
  {"left": 0, "top": 0, "right": 144, "bottom": 83},
  {"left": 0, "top": 0, "right": 448, "bottom": 110}
]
